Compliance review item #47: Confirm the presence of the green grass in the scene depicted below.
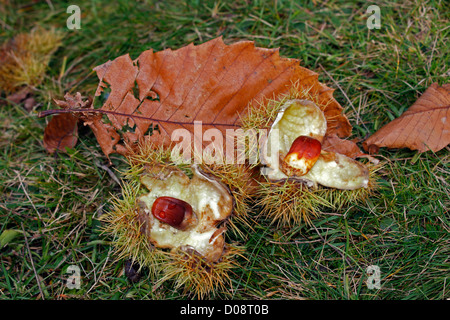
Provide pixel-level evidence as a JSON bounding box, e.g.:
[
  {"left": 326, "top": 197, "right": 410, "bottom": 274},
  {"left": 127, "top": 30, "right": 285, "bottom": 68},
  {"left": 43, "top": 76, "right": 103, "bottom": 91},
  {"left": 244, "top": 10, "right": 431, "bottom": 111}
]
[{"left": 0, "top": 0, "right": 449, "bottom": 300}]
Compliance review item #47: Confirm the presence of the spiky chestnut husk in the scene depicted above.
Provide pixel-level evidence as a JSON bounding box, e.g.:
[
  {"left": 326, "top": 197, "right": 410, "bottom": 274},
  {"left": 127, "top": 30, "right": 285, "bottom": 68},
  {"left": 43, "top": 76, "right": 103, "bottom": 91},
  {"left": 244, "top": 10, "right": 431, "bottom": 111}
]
[
  {"left": 136, "top": 163, "right": 233, "bottom": 262},
  {"left": 101, "top": 178, "right": 245, "bottom": 298},
  {"left": 238, "top": 84, "right": 378, "bottom": 225},
  {"left": 155, "top": 244, "right": 245, "bottom": 299},
  {"left": 0, "top": 27, "right": 63, "bottom": 93},
  {"left": 100, "top": 180, "right": 168, "bottom": 277},
  {"left": 198, "top": 161, "right": 258, "bottom": 237},
  {"left": 125, "top": 141, "right": 257, "bottom": 236},
  {"left": 238, "top": 84, "right": 335, "bottom": 180},
  {"left": 101, "top": 141, "right": 252, "bottom": 297},
  {"left": 239, "top": 83, "right": 334, "bottom": 134},
  {"left": 255, "top": 162, "right": 383, "bottom": 227}
]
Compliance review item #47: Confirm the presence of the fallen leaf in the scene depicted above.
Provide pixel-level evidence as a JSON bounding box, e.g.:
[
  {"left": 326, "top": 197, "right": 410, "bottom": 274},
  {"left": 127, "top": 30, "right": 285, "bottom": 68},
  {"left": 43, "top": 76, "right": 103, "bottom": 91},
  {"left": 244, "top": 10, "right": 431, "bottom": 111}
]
[
  {"left": 4, "top": 87, "right": 36, "bottom": 112},
  {"left": 321, "top": 133, "right": 364, "bottom": 159},
  {"left": 5, "top": 87, "right": 31, "bottom": 104},
  {"left": 23, "top": 96, "right": 36, "bottom": 112},
  {"left": 43, "top": 113, "right": 78, "bottom": 153},
  {"left": 363, "top": 83, "right": 450, "bottom": 153},
  {"left": 42, "top": 37, "right": 352, "bottom": 158},
  {"left": 42, "top": 93, "right": 91, "bottom": 153}
]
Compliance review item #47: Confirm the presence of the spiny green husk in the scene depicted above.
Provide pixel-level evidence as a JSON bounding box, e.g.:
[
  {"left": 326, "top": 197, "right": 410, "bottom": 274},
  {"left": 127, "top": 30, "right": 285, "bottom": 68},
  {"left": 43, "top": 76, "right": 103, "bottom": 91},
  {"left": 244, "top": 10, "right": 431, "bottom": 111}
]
[
  {"left": 239, "top": 84, "right": 381, "bottom": 226},
  {"left": 125, "top": 141, "right": 257, "bottom": 235},
  {"left": 100, "top": 179, "right": 168, "bottom": 276},
  {"left": 156, "top": 245, "right": 245, "bottom": 299},
  {"left": 103, "top": 87, "right": 381, "bottom": 297},
  {"left": 256, "top": 162, "right": 383, "bottom": 227},
  {"left": 101, "top": 142, "right": 249, "bottom": 297},
  {"left": 199, "top": 162, "right": 258, "bottom": 237},
  {"left": 239, "top": 83, "right": 333, "bottom": 133},
  {"left": 101, "top": 174, "right": 245, "bottom": 298},
  {"left": 238, "top": 84, "right": 336, "bottom": 168},
  {"left": 0, "top": 26, "right": 63, "bottom": 93}
]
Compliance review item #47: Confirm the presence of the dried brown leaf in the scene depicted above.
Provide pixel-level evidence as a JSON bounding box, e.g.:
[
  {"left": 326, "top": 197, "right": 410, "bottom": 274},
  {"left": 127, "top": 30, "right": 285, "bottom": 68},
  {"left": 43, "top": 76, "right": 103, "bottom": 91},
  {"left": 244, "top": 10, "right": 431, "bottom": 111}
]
[
  {"left": 90, "top": 37, "right": 352, "bottom": 158},
  {"left": 363, "top": 83, "right": 450, "bottom": 153},
  {"left": 42, "top": 37, "right": 352, "bottom": 158},
  {"left": 42, "top": 93, "right": 93, "bottom": 154},
  {"left": 43, "top": 114, "right": 78, "bottom": 154},
  {"left": 322, "top": 133, "right": 364, "bottom": 159}
]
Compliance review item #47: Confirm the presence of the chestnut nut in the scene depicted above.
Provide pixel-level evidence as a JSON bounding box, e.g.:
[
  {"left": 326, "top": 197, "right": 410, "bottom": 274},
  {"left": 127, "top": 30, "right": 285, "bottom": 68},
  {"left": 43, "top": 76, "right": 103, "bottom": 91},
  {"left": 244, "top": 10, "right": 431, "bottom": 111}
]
[
  {"left": 151, "top": 196, "right": 195, "bottom": 230},
  {"left": 281, "top": 135, "right": 322, "bottom": 176}
]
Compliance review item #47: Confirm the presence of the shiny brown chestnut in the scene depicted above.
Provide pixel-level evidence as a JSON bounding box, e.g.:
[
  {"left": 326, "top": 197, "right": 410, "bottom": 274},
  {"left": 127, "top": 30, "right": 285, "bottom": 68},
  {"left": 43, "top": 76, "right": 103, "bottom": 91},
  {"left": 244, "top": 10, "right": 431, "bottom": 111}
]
[
  {"left": 281, "top": 135, "right": 322, "bottom": 177},
  {"left": 151, "top": 196, "right": 195, "bottom": 230}
]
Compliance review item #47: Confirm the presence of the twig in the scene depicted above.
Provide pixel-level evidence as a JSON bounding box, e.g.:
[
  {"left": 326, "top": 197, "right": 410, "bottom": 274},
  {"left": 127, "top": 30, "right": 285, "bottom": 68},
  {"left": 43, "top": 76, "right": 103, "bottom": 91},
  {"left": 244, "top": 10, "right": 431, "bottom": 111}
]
[
  {"left": 38, "top": 108, "right": 241, "bottom": 128},
  {"left": 311, "top": 223, "right": 351, "bottom": 265},
  {"left": 15, "top": 171, "right": 42, "bottom": 220},
  {"left": 86, "top": 247, "right": 112, "bottom": 294},
  {"left": 94, "top": 160, "right": 121, "bottom": 186},
  {"left": 21, "top": 223, "right": 45, "bottom": 300},
  {"left": 45, "top": 0, "right": 55, "bottom": 11}
]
